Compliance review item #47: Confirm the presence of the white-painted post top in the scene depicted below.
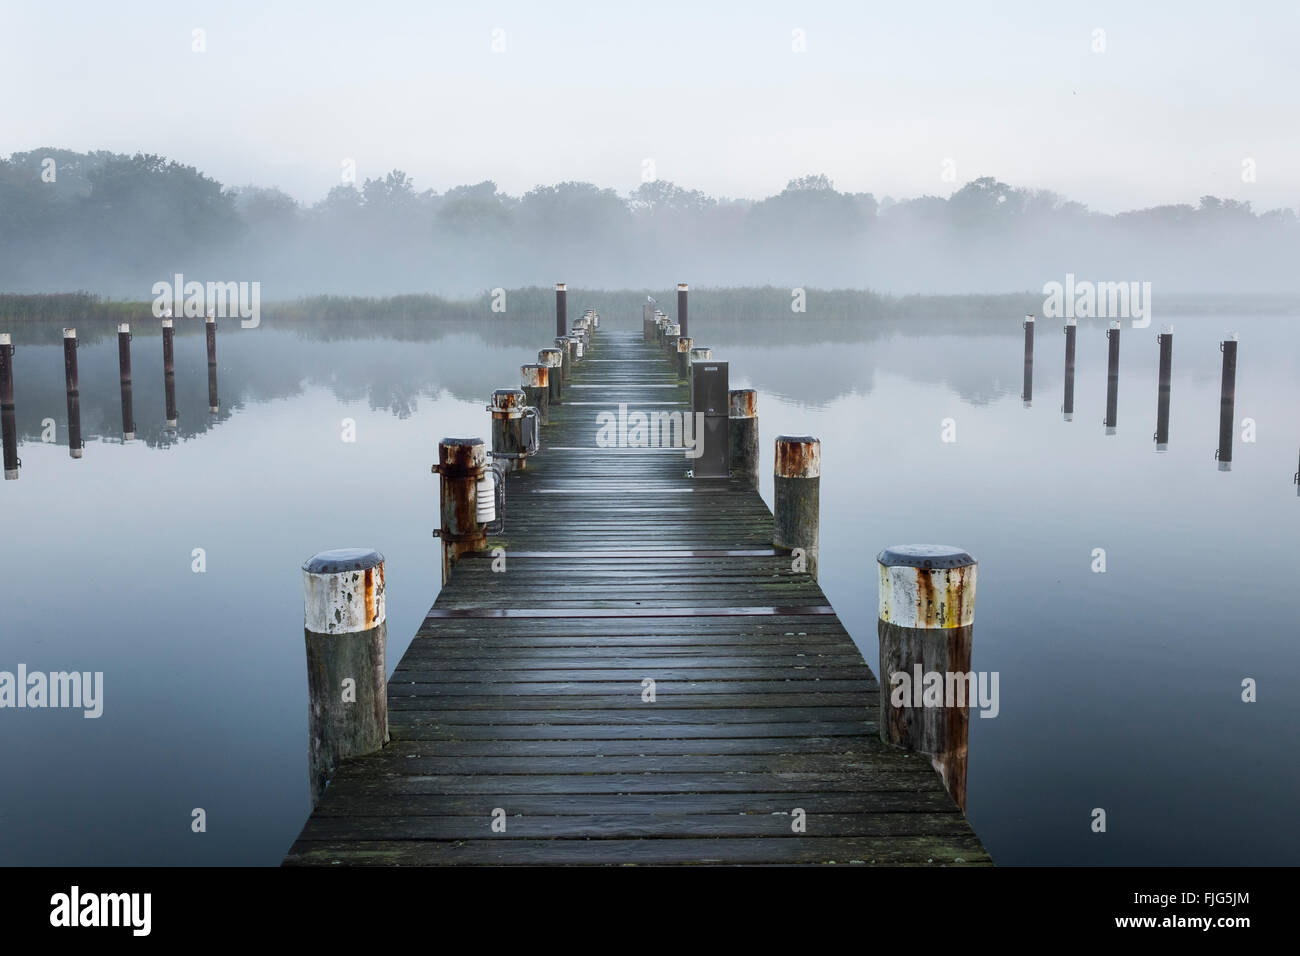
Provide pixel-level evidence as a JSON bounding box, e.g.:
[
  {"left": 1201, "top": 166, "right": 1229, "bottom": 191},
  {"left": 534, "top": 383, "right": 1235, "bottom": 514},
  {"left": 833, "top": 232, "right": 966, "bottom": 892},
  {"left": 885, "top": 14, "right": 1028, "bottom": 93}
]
[{"left": 302, "top": 549, "right": 386, "bottom": 634}]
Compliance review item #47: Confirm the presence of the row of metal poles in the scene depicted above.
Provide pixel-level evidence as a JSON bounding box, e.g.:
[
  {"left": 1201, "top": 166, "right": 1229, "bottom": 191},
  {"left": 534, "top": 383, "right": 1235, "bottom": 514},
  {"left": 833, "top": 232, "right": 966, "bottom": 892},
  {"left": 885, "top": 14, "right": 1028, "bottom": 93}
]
[
  {"left": 1021, "top": 316, "right": 1246, "bottom": 469},
  {"left": 0, "top": 316, "right": 220, "bottom": 477}
]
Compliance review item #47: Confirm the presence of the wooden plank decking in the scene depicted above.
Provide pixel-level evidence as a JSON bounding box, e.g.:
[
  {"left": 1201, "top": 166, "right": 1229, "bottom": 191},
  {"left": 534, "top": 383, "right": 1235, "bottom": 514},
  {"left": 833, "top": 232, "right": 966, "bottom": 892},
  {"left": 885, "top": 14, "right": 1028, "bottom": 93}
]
[{"left": 283, "top": 325, "right": 990, "bottom": 865}]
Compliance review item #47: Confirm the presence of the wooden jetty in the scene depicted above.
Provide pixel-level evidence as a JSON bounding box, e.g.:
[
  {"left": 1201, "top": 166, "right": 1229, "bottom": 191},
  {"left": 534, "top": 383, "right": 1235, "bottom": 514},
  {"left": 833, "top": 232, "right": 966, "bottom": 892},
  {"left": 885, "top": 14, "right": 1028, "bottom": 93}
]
[{"left": 284, "top": 317, "right": 989, "bottom": 866}]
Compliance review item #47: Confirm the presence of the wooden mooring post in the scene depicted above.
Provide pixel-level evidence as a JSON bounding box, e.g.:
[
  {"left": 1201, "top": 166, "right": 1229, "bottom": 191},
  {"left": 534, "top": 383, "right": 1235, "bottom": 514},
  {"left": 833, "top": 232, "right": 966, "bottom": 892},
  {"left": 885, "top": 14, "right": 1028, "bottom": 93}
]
[
  {"left": 489, "top": 388, "right": 537, "bottom": 472},
  {"left": 677, "top": 282, "right": 689, "bottom": 338},
  {"left": 163, "top": 317, "right": 178, "bottom": 428},
  {"left": 521, "top": 364, "right": 550, "bottom": 424},
  {"left": 774, "top": 435, "right": 819, "bottom": 580},
  {"left": 206, "top": 314, "right": 219, "bottom": 414},
  {"left": 301, "top": 548, "right": 388, "bottom": 806},
  {"left": 1062, "top": 317, "right": 1076, "bottom": 421},
  {"left": 1104, "top": 320, "right": 1120, "bottom": 433},
  {"left": 675, "top": 335, "right": 693, "bottom": 379},
  {"left": 433, "top": 437, "right": 491, "bottom": 581},
  {"left": 555, "top": 283, "right": 567, "bottom": 339},
  {"left": 0, "top": 333, "right": 17, "bottom": 480},
  {"left": 118, "top": 323, "right": 134, "bottom": 440},
  {"left": 877, "top": 545, "right": 977, "bottom": 811},
  {"left": 728, "top": 388, "right": 758, "bottom": 484},
  {"left": 1155, "top": 324, "right": 1173, "bottom": 450},
  {"left": 1216, "top": 332, "right": 1238, "bottom": 470},
  {"left": 1021, "top": 314, "right": 1034, "bottom": 407},
  {"left": 539, "top": 348, "right": 563, "bottom": 404},
  {"left": 63, "top": 328, "right": 82, "bottom": 459}
]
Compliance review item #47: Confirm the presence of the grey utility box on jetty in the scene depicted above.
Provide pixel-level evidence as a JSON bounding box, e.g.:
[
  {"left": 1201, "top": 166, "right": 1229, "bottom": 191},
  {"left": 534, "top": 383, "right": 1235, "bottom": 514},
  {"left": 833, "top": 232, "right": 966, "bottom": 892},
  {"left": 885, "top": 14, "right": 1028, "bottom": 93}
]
[{"left": 690, "top": 359, "right": 729, "bottom": 478}]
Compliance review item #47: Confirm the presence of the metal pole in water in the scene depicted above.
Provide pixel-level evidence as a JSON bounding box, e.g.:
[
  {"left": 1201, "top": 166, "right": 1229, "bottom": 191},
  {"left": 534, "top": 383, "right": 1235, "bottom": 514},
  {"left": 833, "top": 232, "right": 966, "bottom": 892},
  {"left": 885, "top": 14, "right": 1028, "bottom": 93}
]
[
  {"left": 0, "top": 333, "right": 17, "bottom": 479},
  {"left": 728, "top": 389, "right": 758, "bottom": 485},
  {"left": 63, "top": 328, "right": 82, "bottom": 459},
  {"left": 1217, "top": 333, "right": 1238, "bottom": 470},
  {"left": 675, "top": 336, "right": 693, "bottom": 379},
  {"left": 877, "top": 544, "right": 977, "bottom": 812},
  {"left": 434, "top": 437, "right": 489, "bottom": 581},
  {"left": 1022, "top": 314, "right": 1034, "bottom": 407},
  {"left": 677, "top": 282, "right": 689, "bottom": 339},
  {"left": 1062, "top": 317, "right": 1076, "bottom": 420},
  {"left": 118, "top": 323, "right": 134, "bottom": 439},
  {"left": 162, "top": 317, "right": 178, "bottom": 428},
  {"left": 555, "top": 282, "right": 567, "bottom": 339},
  {"left": 205, "top": 314, "right": 219, "bottom": 414},
  {"left": 1155, "top": 324, "right": 1173, "bottom": 450},
  {"left": 539, "top": 348, "right": 563, "bottom": 405},
  {"left": 773, "top": 436, "right": 820, "bottom": 581},
  {"left": 521, "top": 364, "right": 550, "bottom": 424},
  {"left": 1104, "top": 320, "right": 1120, "bottom": 433},
  {"left": 301, "top": 548, "right": 388, "bottom": 807}
]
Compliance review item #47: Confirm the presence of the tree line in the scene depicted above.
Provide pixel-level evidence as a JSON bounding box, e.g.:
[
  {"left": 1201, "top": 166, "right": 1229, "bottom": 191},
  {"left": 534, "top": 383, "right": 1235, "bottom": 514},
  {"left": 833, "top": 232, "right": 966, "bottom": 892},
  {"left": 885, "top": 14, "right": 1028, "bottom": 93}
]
[{"left": 2, "top": 149, "right": 1297, "bottom": 298}]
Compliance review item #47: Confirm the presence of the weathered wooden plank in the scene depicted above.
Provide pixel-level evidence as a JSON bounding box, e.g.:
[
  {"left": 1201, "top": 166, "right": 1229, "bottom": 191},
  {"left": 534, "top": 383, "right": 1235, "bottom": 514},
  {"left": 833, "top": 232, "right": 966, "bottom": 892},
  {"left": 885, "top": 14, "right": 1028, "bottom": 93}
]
[{"left": 284, "top": 835, "right": 990, "bottom": 866}]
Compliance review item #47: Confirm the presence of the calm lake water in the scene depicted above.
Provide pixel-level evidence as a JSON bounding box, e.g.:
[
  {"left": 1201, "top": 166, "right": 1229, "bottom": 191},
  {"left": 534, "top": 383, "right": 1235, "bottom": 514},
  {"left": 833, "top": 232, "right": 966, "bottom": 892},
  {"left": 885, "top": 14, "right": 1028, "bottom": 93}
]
[{"left": 1, "top": 307, "right": 1297, "bottom": 865}]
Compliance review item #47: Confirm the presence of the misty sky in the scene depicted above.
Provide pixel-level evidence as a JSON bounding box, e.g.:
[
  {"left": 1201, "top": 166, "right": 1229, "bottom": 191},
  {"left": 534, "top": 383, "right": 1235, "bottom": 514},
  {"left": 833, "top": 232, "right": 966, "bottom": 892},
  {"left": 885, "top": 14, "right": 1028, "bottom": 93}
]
[{"left": 3, "top": 1, "right": 1297, "bottom": 212}]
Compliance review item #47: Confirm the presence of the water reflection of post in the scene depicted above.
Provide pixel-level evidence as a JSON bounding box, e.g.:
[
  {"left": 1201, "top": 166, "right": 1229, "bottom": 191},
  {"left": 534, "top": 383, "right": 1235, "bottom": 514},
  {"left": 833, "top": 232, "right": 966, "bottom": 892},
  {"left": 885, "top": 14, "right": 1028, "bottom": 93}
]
[
  {"left": 162, "top": 318, "right": 178, "bottom": 428},
  {"left": 1104, "top": 320, "right": 1120, "bottom": 434},
  {"left": 1021, "top": 314, "right": 1033, "bottom": 407},
  {"left": 1062, "top": 317, "right": 1076, "bottom": 420},
  {"left": 63, "top": 328, "right": 83, "bottom": 459},
  {"left": 1216, "top": 333, "right": 1238, "bottom": 471},
  {"left": 877, "top": 545, "right": 977, "bottom": 812},
  {"left": 1154, "top": 324, "right": 1173, "bottom": 451},
  {"left": 1, "top": 333, "right": 18, "bottom": 479},
  {"left": 206, "top": 314, "right": 219, "bottom": 414},
  {"left": 118, "top": 323, "right": 134, "bottom": 440}
]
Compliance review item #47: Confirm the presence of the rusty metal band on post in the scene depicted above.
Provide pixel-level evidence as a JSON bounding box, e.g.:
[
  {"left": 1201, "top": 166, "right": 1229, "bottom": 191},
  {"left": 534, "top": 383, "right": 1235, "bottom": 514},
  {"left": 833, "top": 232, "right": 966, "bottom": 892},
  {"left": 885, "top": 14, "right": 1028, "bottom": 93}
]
[
  {"left": 490, "top": 388, "right": 533, "bottom": 472},
  {"left": 435, "top": 437, "right": 488, "bottom": 547}
]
